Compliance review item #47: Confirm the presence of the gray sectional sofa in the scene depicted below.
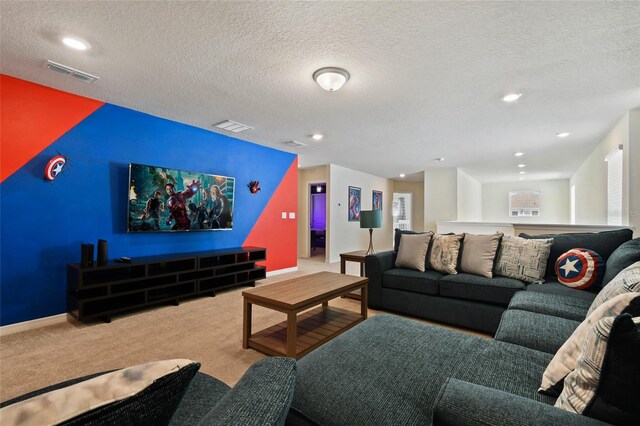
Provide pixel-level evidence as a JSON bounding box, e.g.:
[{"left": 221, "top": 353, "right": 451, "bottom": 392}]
[
  {"left": 286, "top": 232, "right": 640, "bottom": 425},
  {"left": 365, "top": 228, "right": 634, "bottom": 334}
]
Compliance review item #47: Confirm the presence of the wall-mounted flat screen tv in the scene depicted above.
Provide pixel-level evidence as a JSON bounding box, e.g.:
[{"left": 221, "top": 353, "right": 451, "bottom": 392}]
[{"left": 128, "top": 163, "right": 235, "bottom": 232}]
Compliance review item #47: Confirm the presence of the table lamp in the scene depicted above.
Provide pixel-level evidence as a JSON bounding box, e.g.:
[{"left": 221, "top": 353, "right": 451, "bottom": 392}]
[{"left": 360, "top": 210, "right": 382, "bottom": 255}]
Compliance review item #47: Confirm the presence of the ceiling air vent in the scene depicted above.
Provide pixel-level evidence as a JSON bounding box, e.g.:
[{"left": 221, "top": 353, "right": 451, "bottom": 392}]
[
  {"left": 284, "top": 140, "right": 307, "bottom": 148},
  {"left": 213, "top": 120, "right": 253, "bottom": 133},
  {"left": 46, "top": 60, "right": 99, "bottom": 83}
]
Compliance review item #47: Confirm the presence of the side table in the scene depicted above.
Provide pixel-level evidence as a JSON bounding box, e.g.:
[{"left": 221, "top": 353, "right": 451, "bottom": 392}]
[{"left": 339, "top": 250, "right": 368, "bottom": 300}]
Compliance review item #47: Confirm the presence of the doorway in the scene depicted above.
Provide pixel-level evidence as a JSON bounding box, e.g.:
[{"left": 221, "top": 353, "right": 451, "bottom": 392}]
[
  {"left": 392, "top": 192, "right": 412, "bottom": 244},
  {"left": 309, "top": 183, "right": 326, "bottom": 260}
]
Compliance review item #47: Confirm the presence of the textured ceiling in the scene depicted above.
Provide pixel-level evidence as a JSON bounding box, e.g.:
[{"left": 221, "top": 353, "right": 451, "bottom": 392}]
[{"left": 2, "top": 1, "right": 639, "bottom": 182}]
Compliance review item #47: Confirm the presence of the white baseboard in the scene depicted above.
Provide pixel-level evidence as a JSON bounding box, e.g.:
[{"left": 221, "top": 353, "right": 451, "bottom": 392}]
[
  {"left": 0, "top": 313, "right": 68, "bottom": 337},
  {"left": 266, "top": 266, "right": 298, "bottom": 277}
]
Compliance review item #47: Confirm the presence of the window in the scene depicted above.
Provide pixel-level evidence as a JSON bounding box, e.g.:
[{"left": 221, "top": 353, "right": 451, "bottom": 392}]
[
  {"left": 509, "top": 191, "right": 541, "bottom": 217},
  {"left": 605, "top": 145, "right": 623, "bottom": 225}
]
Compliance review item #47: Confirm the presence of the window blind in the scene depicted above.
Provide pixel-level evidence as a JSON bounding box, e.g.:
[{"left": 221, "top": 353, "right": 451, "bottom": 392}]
[{"left": 605, "top": 145, "right": 623, "bottom": 225}]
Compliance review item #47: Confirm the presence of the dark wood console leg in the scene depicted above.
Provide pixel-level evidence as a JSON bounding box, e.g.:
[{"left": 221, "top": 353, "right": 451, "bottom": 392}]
[{"left": 173, "top": 299, "right": 180, "bottom": 306}]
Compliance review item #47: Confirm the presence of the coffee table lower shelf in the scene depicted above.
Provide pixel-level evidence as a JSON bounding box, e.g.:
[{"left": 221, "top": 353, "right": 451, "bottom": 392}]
[{"left": 248, "top": 306, "right": 363, "bottom": 359}]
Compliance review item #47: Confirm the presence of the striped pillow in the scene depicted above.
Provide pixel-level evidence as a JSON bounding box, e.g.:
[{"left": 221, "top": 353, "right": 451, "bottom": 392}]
[{"left": 587, "top": 261, "right": 640, "bottom": 315}]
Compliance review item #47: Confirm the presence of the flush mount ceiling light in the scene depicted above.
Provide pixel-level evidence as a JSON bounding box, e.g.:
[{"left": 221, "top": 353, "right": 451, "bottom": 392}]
[
  {"left": 556, "top": 132, "right": 571, "bottom": 138},
  {"left": 62, "top": 36, "right": 90, "bottom": 51},
  {"left": 514, "top": 152, "right": 524, "bottom": 157},
  {"left": 311, "top": 134, "right": 324, "bottom": 141},
  {"left": 313, "top": 67, "right": 350, "bottom": 91},
  {"left": 502, "top": 93, "right": 522, "bottom": 103},
  {"left": 517, "top": 163, "right": 526, "bottom": 168}
]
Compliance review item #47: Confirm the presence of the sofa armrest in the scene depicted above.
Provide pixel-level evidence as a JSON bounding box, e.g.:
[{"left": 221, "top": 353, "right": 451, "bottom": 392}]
[
  {"left": 432, "top": 379, "right": 609, "bottom": 426},
  {"left": 198, "top": 357, "right": 296, "bottom": 426},
  {"left": 364, "top": 250, "right": 396, "bottom": 308}
]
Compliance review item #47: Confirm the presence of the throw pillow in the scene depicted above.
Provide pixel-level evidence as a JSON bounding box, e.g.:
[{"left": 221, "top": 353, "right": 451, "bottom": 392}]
[
  {"left": 555, "top": 248, "right": 605, "bottom": 290},
  {"left": 587, "top": 261, "right": 640, "bottom": 316},
  {"left": 555, "top": 314, "right": 640, "bottom": 424},
  {"left": 459, "top": 233, "right": 503, "bottom": 278},
  {"left": 428, "top": 233, "right": 464, "bottom": 275},
  {"left": 602, "top": 237, "right": 640, "bottom": 286},
  {"left": 394, "top": 229, "right": 432, "bottom": 252},
  {"left": 494, "top": 234, "right": 553, "bottom": 284},
  {"left": 395, "top": 233, "right": 432, "bottom": 272},
  {"left": 0, "top": 359, "right": 199, "bottom": 425},
  {"left": 539, "top": 293, "right": 640, "bottom": 396}
]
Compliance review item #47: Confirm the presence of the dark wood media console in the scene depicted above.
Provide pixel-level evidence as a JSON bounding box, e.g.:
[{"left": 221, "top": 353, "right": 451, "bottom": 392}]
[{"left": 67, "top": 247, "right": 266, "bottom": 323}]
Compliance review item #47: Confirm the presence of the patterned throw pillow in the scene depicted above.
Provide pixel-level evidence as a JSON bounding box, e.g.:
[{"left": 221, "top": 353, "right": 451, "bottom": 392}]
[
  {"left": 539, "top": 293, "right": 640, "bottom": 396},
  {"left": 555, "top": 314, "right": 640, "bottom": 424},
  {"left": 555, "top": 248, "right": 605, "bottom": 290},
  {"left": 494, "top": 234, "right": 553, "bottom": 284},
  {"left": 395, "top": 233, "right": 432, "bottom": 272},
  {"left": 587, "top": 261, "right": 640, "bottom": 316},
  {"left": 0, "top": 359, "right": 199, "bottom": 425},
  {"left": 428, "top": 233, "right": 464, "bottom": 274}
]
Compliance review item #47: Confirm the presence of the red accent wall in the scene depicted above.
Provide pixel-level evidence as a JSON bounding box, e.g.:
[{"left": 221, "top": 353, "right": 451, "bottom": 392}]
[
  {"left": 0, "top": 75, "right": 104, "bottom": 182},
  {"left": 244, "top": 158, "right": 298, "bottom": 271}
]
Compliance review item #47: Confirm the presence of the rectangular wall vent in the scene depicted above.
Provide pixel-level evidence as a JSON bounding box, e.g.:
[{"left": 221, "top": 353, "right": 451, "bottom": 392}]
[
  {"left": 46, "top": 60, "right": 99, "bottom": 83},
  {"left": 213, "top": 120, "right": 253, "bottom": 133},
  {"left": 284, "top": 140, "right": 307, "bottom": 148}
]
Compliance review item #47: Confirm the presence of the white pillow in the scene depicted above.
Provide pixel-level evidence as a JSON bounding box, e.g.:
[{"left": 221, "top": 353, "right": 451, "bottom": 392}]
[{"left": 539, "top": 293, "right": 639, "bottom": 395}]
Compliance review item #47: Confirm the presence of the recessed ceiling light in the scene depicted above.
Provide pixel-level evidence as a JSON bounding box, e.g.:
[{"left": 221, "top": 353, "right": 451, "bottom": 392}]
[
  {"left": 399, "top": 173, "right": 406, "bottom": 178},
  {"left": 62, "top": 37, "right": 90, "bottom": 51},
  {"left": 502, "top": 93, "right": 522, "bottom": 103},
  {"left": 517, "top": 164, "right": 526, "bottom": 168},
  {"left": 519, "top": 177, "right": 526, "bottom": 180},
  {"left": 311, "top": 134, "right": 323, "bottom": 141},
  {"left": 519, "top": 171, "right": 526, "bottom": 175},
  {"left": 514, "top": 152, "right": 524, "bottom": 157},
  {"left": 556, "top": 132, "right": 571, "bottom": 138},
  {"left": 433, "top": 157, "right": 445, "bottom": 162}
]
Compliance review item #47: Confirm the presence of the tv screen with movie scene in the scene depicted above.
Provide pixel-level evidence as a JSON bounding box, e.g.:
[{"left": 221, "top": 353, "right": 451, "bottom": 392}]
[{"left": 128, "top": 163, "right": 235, "bottom": 232}]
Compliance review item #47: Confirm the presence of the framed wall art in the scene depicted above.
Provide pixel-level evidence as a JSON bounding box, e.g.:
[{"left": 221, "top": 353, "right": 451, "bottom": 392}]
[
  {"left": 348, "top": 186, "right": 361, "bottom": 221},
  {"left": 372, "top": 190, "right": 382, "bottom": 212}
]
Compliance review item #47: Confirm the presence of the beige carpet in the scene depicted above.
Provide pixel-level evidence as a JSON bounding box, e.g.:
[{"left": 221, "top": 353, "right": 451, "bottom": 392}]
[{"left": 0, "top": 256, "right": 488, "bottom": 402}]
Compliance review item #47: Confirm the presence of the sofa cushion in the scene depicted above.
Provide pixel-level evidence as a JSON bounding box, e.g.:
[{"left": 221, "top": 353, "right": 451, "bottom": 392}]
[
  {"left": 459, "top": 233, "right": 502, "bottom": 278},
  {"left": 602, "top": 237, "right": 640, "bottom": 286},
  {"left": 539, "top": 293, "right": 640, "bottom": 397},
  {"left": 0, "top": 359, "right": 199, "bottom": 426},
  {"left": 587, "top": 260, "right": 640, "bottom": 315},
  {"left": 451, "top": 340, "right": 555, "bottom": 405},
  {"left": 395, "top": 233, "right": 432, "bottom": 272},
  {"left": 290, "top": 314, "right": 485, "bottom": 426},
  {"left": 555, "top": 248, "right": 605, "bottom": 290},
  {"left": 428, "top": 233, "right": 464, "bottom": 274},
  {"left": 382, "top": 268, "right": 442, "bottom": 295},
  {"left": 494, "top": 234, "right": 553, "bottom": 284},
  {"left": 520, "top": 228, "right": 633, "bottom": 282},
  {"left": 555, "top": 314, "right": 640, "bottom": 424},
  {"left": 438, "top": 273, "right": 525, "bottom": 305},
  {"left": 508, "top": 291, "right": 592, "bottom": 321},
  {"left": 526, "top": 280, "right": 598, "bottom": 303},
  {"left": 170, "top": 373, "right": 231, "bottom": 425},
  {"left": 495, "top": 310, "right": 581, "bottom": 354}
]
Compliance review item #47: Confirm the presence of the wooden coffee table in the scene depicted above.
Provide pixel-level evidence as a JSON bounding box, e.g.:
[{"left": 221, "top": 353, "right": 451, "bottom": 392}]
[{"left": 242, "top": 271, "right": 368, "bottom": 359}]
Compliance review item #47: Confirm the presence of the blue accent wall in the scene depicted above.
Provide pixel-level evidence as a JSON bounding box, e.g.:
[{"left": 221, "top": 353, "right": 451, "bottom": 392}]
[{"left": 0, "top": 103, "right": 296, "bottom": 326}]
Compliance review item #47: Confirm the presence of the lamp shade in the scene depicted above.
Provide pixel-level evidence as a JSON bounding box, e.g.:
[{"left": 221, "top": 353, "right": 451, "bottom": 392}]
[{"left": 360, "top": 210, "right": 382, "bottom": 229}]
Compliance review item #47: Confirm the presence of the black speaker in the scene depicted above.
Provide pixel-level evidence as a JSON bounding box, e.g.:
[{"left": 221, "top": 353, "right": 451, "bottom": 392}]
[
  {"left": 97, "top": 239, "right": 108, "bottom": 267},
  {"left": 81, "top": 243, "right": 94, "bottom": 268}
]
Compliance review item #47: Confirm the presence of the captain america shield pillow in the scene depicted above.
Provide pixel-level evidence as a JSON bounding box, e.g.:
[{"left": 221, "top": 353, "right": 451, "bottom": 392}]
[{"left": 555, "top": 248, "right": 605, "bottom": 290}]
